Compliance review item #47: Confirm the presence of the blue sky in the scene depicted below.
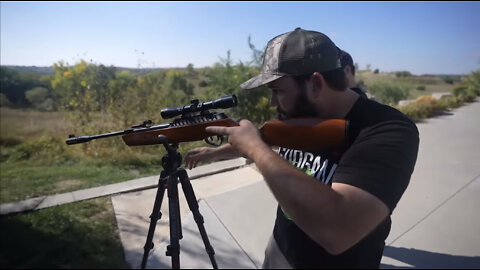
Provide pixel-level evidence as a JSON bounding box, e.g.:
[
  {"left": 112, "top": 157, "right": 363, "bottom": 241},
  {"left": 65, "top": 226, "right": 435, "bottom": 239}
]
[{"left": 1, "top": 1, "right": 479, "bottom": 75}]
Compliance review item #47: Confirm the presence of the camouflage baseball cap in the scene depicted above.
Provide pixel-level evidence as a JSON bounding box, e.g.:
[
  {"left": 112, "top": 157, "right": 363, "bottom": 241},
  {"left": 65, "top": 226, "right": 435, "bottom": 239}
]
[{"left": 240, "top": 27, "right": 341, "bottom": 89}]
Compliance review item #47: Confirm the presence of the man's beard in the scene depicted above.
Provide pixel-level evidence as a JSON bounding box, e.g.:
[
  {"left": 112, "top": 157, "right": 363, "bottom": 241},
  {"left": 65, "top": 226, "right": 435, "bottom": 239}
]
[{"left": 277, "top": 87, "right": 318, "bottom": 120}]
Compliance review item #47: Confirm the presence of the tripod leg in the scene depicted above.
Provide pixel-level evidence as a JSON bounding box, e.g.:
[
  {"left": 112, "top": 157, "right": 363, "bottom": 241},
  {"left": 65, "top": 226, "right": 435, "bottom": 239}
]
[
  {"left": 177, "top": 190, "right": 183, "bottom": 240},
  {"left": 141, "top": 174, "right": 167, "bottom": 269},
  {"left": 178, "top": 169, "right": 218, "bottom": 269},
  {"left": 166, "top": 172, "right": 181, "bottom": 269}
]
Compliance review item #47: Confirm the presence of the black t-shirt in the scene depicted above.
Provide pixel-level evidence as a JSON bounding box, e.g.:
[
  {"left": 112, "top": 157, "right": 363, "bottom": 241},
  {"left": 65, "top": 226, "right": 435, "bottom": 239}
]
[
  {"left": 273, "top": 96, "right": 419, "bottom": 268},
  {"left": 351, "top": 87, "right": 368, "bottom": 98}
]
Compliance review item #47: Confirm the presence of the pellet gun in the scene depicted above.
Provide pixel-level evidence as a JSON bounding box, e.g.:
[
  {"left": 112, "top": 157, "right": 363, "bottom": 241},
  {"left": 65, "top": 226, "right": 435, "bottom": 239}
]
[{"left": 66, "top": 95, "right": 348, "bottom": 151}]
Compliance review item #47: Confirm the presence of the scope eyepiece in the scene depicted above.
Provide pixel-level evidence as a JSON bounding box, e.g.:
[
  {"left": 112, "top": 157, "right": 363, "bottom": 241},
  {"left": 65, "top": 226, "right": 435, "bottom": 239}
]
[{"left": 161, "top": 94, "right": 238, "bottom": 119}]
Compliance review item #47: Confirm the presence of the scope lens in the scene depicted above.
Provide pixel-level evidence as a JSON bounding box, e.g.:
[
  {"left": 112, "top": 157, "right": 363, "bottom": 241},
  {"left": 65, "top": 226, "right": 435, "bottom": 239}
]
[
  {"left": 161, "top": 107, "right": 182, "bottom": 119},
  {"left": 213, "top": 95, "right": 238, "bottom": 108}
]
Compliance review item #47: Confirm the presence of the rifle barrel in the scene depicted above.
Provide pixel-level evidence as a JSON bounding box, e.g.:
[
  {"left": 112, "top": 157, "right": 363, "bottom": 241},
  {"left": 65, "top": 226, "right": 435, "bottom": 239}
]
[{"left": 65, "top": 123, "right": 171, "bottom": 145}]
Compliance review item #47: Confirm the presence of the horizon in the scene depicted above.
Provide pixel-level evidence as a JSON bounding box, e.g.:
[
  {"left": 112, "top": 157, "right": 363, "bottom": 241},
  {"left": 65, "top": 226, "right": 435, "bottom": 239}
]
[
  {"left": 1, "top": 2, "right": 480, "bottom": 75},
  {"left": 1, "top": 64, "right": 467, "bottom": 77}
]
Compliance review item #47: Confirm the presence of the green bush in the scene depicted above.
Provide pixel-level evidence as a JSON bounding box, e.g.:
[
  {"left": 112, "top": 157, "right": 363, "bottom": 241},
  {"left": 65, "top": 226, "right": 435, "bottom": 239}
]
[
  {"left": 443, "top": 77, "right": 454, "bottom": 84},
  {"left": 4, "top": 136, "right": 70, "bottom": 163},
  {"left": 368, "top": 81, "right": 410, "bottom": 105},
  {"left": 437, "top": 96, "right": 463, "bottom": 109},
  {"left": 398, "top": 95, "right": 468, "bottom": 121},
  {"left": 0, "top": 136, "right": 23, "bottom": 147},
  {"left": 399, "top": 96, "right": 444, "bottom": 121},
  {"left": 25, "top": 87, "right": 56, "bottom": 111},
  {"left": 0, "top": 93, "right": 13, "bottom": 107},
  {"left": 357, "top": 79, "right": 366, "bottom": 88},
  {"left": 198, "top": 80, "right": 208, "bottom": 87},
  {"left": 395, "top": 71, "right": 411, "bottom": 77},
  {"left": 453, "top": 84, "right": 477, "bottom": 102},
  {"left": 416, "top": 85, "right": 426, "bottom": 91}
]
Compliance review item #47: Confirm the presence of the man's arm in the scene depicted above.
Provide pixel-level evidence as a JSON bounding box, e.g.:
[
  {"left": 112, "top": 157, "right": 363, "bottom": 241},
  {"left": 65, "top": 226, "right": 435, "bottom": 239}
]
[
  {"left": 184, "top": 144, "right": 241, "bottom": 169},
  {"left": 206, "top": 120, "right": 389, "bottom": 255}
]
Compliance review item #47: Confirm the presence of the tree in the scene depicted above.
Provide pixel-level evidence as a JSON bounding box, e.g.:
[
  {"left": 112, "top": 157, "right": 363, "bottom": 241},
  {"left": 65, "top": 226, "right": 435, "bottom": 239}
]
[
  {"left": 106, "top": 70, "right": 140, "bottom": 127},
  {"left": 0, "top": 93, "right": 13, "bottom": 107},
  {"left": 248, "top": 35, "right": 265, "bottom": 67},
  {"left": 164, "top": 70, "right": 194, "bottom": 96},
  {"left": 395, "top": 71, "right": 412, "bottom": 77},
  {"left": 205, "top": 51, "right": 275, "bottom": 124},
  {"left": 186, "top": 63, "right": 197, "bottom": 78},
  {"left": 51, "top": 60, "right": 101, "bottom": 135},
  {"left": 25, "top": 87, "right": 55, "bottom": 111},
  {"left": 90, "top": 64, "right": 116, "bottom": 112},
  {"left": 0, "top": 66, "right": 44, "bottom": 107}
]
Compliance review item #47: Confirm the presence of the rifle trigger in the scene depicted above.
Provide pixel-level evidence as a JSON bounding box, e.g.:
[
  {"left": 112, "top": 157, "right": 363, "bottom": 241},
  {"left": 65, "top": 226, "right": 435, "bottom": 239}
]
[{"left": 205, "top": 135, "right": 223, "bottom": 147}]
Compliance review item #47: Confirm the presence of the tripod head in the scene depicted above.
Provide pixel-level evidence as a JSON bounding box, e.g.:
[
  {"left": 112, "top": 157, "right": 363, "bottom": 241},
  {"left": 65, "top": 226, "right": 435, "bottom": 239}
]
[{"left": 157, "top": 135, "right": 182, "bottom": 175}]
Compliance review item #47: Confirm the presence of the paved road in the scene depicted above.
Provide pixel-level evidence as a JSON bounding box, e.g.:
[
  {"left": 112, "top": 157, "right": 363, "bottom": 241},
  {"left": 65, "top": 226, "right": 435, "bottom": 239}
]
[{"left": 112, "top": 99, "right": 480, "bottom": 269}]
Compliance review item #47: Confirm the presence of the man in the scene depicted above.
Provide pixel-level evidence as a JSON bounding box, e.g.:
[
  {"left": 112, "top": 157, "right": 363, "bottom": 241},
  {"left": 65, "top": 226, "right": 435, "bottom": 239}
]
[
  {"left": 185, "top": 28, "right": 419, "bottom": 268},
  {"left": 340, "top": 49, "right": 368, "bottom": 98}
]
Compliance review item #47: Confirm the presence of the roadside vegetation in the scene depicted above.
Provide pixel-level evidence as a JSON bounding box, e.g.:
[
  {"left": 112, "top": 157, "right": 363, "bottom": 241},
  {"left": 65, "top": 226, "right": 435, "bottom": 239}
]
[{"left": 1, "top": 44, "right": 479, "bottom": 267}]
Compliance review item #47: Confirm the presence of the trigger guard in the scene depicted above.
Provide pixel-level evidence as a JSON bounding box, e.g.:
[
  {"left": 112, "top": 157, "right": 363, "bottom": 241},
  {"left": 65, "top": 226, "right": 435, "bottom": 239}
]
[{"left": 205, "top": 135, "right": 223, "bottom": 147}]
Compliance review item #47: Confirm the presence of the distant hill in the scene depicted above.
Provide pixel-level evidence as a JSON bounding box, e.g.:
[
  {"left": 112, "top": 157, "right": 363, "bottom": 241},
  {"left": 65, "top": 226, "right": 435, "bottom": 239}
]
[
  {"left": 1, "top": 65, "right": 177, "bottom": 76},
  {"left": 3, "top": 65, "right": 56, "bottom": 75},
  {"left": 115, "top": 67, "right": 169, "bottom": 75}
]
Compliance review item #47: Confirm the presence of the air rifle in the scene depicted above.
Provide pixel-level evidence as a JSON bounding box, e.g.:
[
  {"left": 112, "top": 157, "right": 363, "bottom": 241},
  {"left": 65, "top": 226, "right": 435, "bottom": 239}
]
[{"left": 66, "top": 95, "right": 348, "bottom": 151}]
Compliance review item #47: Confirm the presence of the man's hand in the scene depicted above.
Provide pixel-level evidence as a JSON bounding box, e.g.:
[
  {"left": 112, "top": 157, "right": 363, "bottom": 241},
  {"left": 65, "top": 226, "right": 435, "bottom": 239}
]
[
  {"left": 206, "top": 120, "right": 269, "bottom": 160},
  {"left": 184, "top": 147, "right": 216, "bottom": 169}
]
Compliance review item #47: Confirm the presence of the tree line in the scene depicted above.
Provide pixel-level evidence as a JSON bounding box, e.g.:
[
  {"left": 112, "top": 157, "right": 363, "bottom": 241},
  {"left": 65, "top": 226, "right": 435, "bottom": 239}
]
[{"left": 0, "top": 49, "right": 276, "bottom": 136}]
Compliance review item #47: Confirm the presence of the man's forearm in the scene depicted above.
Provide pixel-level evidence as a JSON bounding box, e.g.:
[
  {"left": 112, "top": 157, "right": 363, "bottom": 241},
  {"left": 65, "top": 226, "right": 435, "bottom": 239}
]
[
  {"left": 213, "top": 143, "right": 242, "bottom": 160},
  {"left": 248, "top": 143, "right": 347, "bottom": 253}
]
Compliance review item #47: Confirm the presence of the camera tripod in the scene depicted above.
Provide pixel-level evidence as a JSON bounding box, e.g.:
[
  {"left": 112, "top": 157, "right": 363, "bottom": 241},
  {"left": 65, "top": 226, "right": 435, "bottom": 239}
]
[{"left": 140, "top": 135, "right": 218, "bottom": 269}]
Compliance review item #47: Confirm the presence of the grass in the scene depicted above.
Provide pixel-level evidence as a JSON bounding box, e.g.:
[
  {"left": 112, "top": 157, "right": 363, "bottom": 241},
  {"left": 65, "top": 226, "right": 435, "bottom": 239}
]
[
  {"left": 0, "top": 161, "right": 158, "bottom": 203},
  {"left": 0, "top": 197, "right": 130, "bottom": 268},
  {"left": 0, "top": 107, "right": 205, "bottom": 204},
  {"left": 0, "top": 107, "right": 74, "bottom": 139}
]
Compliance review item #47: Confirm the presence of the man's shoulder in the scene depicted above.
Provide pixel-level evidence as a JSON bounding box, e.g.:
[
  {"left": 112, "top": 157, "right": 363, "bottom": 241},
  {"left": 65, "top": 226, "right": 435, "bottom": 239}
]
[
  {"left": 351, "top": 87, "right": 367, "bottom": 98},
  {"left": 348, "top": 97, "right": 418, "bottom": 139},
  {"left": 360, "top": 97, "right": 414, "bottom": 122}
]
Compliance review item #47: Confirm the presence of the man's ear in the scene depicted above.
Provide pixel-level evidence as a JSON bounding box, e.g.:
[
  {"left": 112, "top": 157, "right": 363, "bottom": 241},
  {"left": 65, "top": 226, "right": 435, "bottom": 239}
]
[
  {"left": 311, "top": 72, "right": 324, "bottom": 97},
  {"left": 344, "top": 65, "right": 352, "bottom": 76}
]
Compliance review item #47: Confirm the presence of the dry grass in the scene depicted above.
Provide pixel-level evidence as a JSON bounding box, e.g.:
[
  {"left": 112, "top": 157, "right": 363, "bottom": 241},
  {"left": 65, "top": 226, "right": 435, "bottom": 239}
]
[{"left": 0, "top": 108, "right": 73, "bottom": 140}]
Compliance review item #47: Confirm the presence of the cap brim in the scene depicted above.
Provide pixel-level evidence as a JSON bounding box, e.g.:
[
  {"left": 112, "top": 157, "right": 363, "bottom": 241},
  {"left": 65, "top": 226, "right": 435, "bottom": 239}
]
[{"left": 240, "top": 73, "right": 284, "bottom": 90}]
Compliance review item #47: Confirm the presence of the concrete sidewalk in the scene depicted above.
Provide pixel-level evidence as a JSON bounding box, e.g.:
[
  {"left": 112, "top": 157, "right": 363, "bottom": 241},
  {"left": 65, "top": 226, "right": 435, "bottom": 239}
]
[
  {"left": 112, "top": 99, "right": 480, "bottom": 269},
  {"left": 112, "top": 166, "right": 275, "bottom": 269}
]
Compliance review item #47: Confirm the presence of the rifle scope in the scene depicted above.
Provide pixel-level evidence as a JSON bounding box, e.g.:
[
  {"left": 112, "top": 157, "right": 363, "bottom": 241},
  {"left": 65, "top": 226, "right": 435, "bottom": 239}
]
[{"left": 161, "top": 94, "right": 238, "bottom": 119}]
